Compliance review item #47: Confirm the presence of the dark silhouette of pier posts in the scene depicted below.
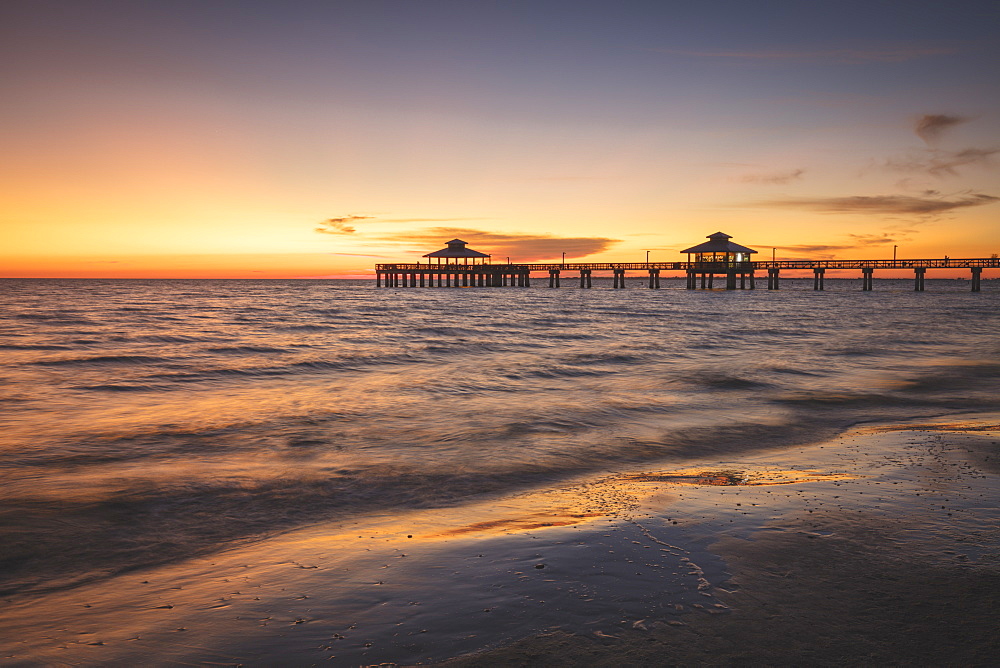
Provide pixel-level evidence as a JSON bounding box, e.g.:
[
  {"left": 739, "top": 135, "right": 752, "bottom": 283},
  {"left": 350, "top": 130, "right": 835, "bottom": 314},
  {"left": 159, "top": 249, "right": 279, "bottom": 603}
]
[
  {"left": 648, "top": 269, "right": 660, "bottom": 288},
  {"left": 548, "top": 270, "right": 561, "bottom": 288},
  {"left": 862, "top": 268, "right": 874, "bottom": 291},
  {"left": 971, "top": 267, "right": 982, "bottom": 291},
  {"left": 726, "top": 269, "right": 737, "bottom": 290},
  {"left": 580, "top": 269, "right": 592, "bottom": 288},
  {"left": 767, "top": 268, "right": 780, "bottom": 290},
  {"left": 813, "top": 268, "right": 825, "bottom": 290},
  {"left": 613, "top": 269, "right": 626, "bottom": 288},
  {"left": 914, "top": 267, "right": 926, "bottom": 291},
  {"left": 685, "top": 271, "right": 696, "bottom": 289}
]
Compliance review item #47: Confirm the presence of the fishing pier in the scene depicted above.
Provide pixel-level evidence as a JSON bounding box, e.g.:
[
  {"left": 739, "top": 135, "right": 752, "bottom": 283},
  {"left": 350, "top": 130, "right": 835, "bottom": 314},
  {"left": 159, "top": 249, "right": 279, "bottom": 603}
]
[{"left": 375, "top": 234, "right": 997, "bottom": 291}]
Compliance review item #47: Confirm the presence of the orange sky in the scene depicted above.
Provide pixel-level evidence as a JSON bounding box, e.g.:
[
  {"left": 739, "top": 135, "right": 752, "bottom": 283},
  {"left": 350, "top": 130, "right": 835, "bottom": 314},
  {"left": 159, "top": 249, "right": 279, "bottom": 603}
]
[{"left": 2, "top": 2, "right": 998, "bottom": 279}]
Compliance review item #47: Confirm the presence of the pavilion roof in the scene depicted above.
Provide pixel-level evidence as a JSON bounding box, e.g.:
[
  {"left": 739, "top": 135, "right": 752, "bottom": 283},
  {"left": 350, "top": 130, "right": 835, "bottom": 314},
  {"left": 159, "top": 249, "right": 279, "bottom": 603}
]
[
  {"left": 680, "top": 232, "right": 757, "bottom": 255},
  {"left": 423, "top": 239, "right": 491, "bottom": 258}
]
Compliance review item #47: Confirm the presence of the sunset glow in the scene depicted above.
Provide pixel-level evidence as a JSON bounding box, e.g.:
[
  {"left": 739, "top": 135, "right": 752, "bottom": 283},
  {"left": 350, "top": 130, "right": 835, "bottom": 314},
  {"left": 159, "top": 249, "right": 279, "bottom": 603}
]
[{"left": 3, "top": 1, "right": 998, "bottom": 278}]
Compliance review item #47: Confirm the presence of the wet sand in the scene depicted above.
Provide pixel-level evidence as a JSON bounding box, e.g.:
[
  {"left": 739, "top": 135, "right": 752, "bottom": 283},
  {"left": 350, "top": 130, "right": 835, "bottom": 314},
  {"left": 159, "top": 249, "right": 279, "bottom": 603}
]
[{"left": 2, "top": 414, "right": 999, "bottom": 666}]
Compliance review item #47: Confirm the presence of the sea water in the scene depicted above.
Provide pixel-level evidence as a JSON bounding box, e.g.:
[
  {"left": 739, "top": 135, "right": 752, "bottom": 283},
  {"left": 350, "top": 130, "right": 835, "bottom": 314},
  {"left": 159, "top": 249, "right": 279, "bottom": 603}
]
[{"left": 1, "top": 277, "right": 998, "bottom": 596}]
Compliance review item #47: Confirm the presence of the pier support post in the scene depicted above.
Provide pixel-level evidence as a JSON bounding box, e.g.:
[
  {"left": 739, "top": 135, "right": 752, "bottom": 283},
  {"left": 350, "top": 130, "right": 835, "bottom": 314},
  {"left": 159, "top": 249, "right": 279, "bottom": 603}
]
[
  {"left": 613, "top": 269, "right": 626, "bottom": 288},
  {"left": 971, "top": 267, "right": 982, "bottom": 292},
  {"left": 549, "top": 270, "right": 561, "bottom": 288},
  {"left": 726, "top": 270, "right": 737, "bottom": 290},
  {"left": 813, "top": 268, "right": 825, "bottom": 291},
  {"left": 767, "top": 268, "right": 780, "bottom": 290},
  {"left": 708, "top": 273, "right": 714, "bottom": 289},
  {"left": 686, "top": 271, "right": 696, "bottom": 289},
  {"left": 524, "top": 272, "right": 531, "bottom": 287},
  {"left": 914, "top": 267, "right": 925, "bottom": 291},
  {"left": 748, "top": 271, "right": 755, "bottom": 289},
  {"left": 861, "top": 267, "right": 873, "bottom": 291}
]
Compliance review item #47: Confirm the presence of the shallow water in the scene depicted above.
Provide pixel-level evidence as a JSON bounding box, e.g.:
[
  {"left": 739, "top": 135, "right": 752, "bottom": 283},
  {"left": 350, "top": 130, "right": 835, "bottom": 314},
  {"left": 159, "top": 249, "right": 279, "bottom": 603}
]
[{"left": 1, "top": 277, "right": 998, "bottom": 595}]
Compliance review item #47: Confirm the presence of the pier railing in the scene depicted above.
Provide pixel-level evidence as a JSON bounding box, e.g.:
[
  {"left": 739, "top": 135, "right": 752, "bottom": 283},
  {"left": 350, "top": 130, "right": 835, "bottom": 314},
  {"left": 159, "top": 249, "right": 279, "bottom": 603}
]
[{"left": 376, "top": 258, "right": 999, "bottom": 271}]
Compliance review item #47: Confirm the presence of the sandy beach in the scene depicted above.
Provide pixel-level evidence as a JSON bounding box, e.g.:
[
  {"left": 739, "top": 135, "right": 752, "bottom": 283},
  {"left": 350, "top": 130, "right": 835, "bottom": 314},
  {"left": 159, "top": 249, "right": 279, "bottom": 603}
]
[{"left": 1, "top": 413, "right": 997, "bottom": 666}]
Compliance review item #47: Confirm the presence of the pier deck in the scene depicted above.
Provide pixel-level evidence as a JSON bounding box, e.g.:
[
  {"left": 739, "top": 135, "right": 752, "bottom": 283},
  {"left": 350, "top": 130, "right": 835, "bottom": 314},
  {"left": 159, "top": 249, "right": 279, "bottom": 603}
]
[{"left": 375, "top": 258, "right": 998, "bottom": 291}]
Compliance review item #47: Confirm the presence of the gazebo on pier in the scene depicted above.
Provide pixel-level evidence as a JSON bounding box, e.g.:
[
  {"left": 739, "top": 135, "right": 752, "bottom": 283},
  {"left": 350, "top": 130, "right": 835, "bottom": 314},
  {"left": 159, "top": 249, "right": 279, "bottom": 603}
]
[
  {"left": 681, "top": 231, "right": 758, "bottom": 289},
  {"left": 422, "top": 239, "right": 491, "bottom": 266},
  {"left": 376, "top": 238, "right": 530, "bottom": 287}
]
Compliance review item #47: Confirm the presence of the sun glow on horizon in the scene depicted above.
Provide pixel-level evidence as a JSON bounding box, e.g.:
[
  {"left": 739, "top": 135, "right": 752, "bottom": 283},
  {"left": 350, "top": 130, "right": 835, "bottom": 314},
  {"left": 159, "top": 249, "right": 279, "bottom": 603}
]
[{"left": 2, "top": 2, "right": 998, "bottom": 279}]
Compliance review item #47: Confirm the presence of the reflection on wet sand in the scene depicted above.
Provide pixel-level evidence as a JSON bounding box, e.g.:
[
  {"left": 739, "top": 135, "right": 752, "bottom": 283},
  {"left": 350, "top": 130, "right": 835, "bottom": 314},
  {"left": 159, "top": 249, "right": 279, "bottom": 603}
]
[{"left": 622, "top": 467, "right": 854, "bottom": 487}]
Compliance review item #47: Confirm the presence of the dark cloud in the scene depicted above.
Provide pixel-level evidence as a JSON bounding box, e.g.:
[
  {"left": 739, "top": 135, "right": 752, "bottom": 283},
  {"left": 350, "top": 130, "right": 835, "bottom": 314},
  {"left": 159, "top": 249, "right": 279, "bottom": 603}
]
[
  {"left": 377, "top": 227, "right": 619, "bottom": 261},
  {"left": 654, "top": 47, "right": 953, "bottom": 64},
  {"left": 739, "top": 168, "right": 805, "bottom": 185},
  {"left": 315, "top": 215, "right": 373, "bottom": 235},
  {"left": 914, "top": 114, "right": 968, "bottom": 144},
  {"left": 757, "top": 192, "right": 999, "bottom": 215},
  {"left": 885, "top": 147, "right": 998, "bottom": 176}
]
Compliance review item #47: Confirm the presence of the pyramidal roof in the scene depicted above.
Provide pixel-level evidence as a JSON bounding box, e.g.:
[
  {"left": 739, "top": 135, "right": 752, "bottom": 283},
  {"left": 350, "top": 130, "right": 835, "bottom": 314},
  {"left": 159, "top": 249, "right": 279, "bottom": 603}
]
[
  {"left": 423, "top": 239, "right": 491, "bottom": 258},
  {"left": 680, "top": 232, "right": 757, "bottom": 255}
]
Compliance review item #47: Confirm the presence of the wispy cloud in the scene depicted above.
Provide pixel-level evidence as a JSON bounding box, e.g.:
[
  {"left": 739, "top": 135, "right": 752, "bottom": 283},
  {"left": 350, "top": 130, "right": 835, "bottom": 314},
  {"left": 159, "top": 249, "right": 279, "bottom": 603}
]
[
  {"left": 315, "top": 215, "right": 373, "bottom": 235},
  {"left": 914, "top": 114, "right": 969, "bottom": 144},
  {"left": 376, "top": 227, "right": 620, "bottom": 261},
  {"left": 756, "top": 229, "right": 916, "bottom": 259},
  {"left": 756, "top": 192, "right": 999, "bottom": 215},
  {"left": 885, "top": 147, "right": 998, "bottom": 177},
  {"left": 738, "top": 168, "right": 805, "bottom": 185},
  {"left": 654, "top": 46, "right": 953, "bottom": 64},
  {"left": 381, "top": 218, "right": 490, "bottom": 223},
  {"left": 326, "top": 252, "right": 391, "bottom": 258}
]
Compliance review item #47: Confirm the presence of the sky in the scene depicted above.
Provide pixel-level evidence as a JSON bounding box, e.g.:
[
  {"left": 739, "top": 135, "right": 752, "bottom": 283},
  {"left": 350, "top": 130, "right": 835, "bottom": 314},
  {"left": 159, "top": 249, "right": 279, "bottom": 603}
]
[{"left": 2, "top": 0, "right": 998, "bottom": 278}]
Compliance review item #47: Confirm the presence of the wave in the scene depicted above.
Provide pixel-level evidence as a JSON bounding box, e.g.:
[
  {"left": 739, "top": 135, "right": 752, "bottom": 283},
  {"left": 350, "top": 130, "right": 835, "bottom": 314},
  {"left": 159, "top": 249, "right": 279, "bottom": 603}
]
[
  {"left": 0, "top": 344, "right": 74, "bottom": 350},
  {"left": 31, "top": 355, "right": 170, "bottom": 366},
  {"left": 204, "top": 345, "right": 292, "bottom": 354},
  {"left": 72, "top": 383, "right": 165, "bottom": 392}
]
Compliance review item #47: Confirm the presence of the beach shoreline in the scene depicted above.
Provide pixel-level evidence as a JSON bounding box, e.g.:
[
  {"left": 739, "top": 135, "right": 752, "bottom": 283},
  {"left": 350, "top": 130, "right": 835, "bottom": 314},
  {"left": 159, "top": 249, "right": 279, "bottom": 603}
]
[
  {"left": 2, "top": 413, "right": 998, "bottom": 666},
  {"left": 445, "top": 414, "right": 1000, "bottom": 667}
]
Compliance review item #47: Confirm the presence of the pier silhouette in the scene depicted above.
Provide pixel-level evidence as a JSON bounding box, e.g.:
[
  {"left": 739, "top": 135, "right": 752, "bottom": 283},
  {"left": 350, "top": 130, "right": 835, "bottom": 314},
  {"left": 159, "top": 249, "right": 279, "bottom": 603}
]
[{"left": 375, "top": 234, "right": 998, "bottom": 291}]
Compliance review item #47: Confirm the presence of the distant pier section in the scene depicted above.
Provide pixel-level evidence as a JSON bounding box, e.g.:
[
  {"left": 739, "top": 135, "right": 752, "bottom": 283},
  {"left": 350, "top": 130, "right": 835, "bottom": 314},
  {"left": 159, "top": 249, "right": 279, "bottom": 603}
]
[{"left": 375, "top": 234, "right": 998, "bottom": 291}]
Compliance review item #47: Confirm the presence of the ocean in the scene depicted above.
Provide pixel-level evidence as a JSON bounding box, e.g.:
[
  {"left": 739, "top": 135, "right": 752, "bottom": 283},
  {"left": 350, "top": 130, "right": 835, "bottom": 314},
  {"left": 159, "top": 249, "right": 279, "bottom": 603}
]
[{"left": 2, "top": 277, "right": 998, "bottom": 599}]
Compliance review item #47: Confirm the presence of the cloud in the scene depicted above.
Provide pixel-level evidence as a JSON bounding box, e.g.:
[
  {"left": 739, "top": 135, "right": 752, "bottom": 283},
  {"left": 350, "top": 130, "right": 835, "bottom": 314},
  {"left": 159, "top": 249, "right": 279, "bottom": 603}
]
[
  {"left": 376, "top": 227, "right": 620, "bottom": 261},
  {"left": 654, "top": 46, "right": 953, "bottom": 64},
  {"left": 381, "top": 218, "right": 490, "bottom": 223},
  {"left": 756, "top": 192, "right": 999, "bottom": 215},
  {"left": 885, "top": 147, "right": 998, "bottom": 177},
  {"left": 739, "top": 168, "right": 805, "bottom": 185},
  {"left": 914, "top": 114, "right": 969, "bottom": 144},
  {"left": 845, "top": 233, "right": 898, "bottom": 245},
  {"left": 315, "top": 215, "right": 373, "bottom": 235},
  {"left": 770, "top": 243, "right": 864, "bottom": 253}
]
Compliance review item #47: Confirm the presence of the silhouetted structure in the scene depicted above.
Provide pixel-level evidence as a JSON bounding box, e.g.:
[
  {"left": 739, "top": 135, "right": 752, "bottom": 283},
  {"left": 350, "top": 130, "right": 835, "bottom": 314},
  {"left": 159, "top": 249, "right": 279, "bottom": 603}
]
[
  {"left": 680, "top": 232, "right": 757, "bottom": 289},
  {"left": 423, "top": 239, "right": 491, "bottom": 265},
  {"left": 374, "top": 234, "right": 997, "bottom": 292}
]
